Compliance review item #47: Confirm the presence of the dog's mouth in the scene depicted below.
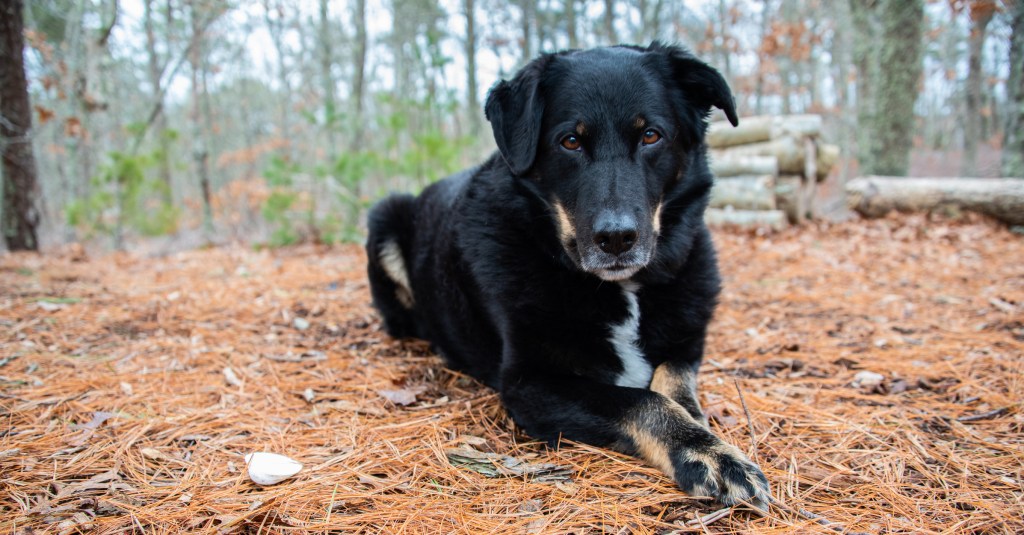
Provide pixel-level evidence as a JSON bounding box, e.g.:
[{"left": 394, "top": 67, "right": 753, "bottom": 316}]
[
  {"left": 592, "top": 262, "right": 645, "bottom": 281},
  {"left": 577, "top": 245, "right": 653, "bottom": 281}
]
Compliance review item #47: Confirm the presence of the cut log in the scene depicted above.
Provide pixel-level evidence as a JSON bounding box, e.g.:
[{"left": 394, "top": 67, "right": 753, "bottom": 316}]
[
  {"left": 774, "top": 175, "right": 807, "bottom": 224},
  {"left": 845, "top": 177, "right": 1024, "bottom": 225},
  {"left": 705, "top": 208, "right": 788, "bottom": 230},
  {"left": 712, "top": 136, "right": 805, "bottom": 175},
  {"left": 710, "top": 175, "right": 776, "bottom": 210},
  {"left": 710, "top": 155, "right": 779, "bottom": 178},
  {"left": 708, "top": 114, "right": 822, "bottom": 148},
  {"left": 816, "top": 144, "right": 840, "bottom": 182}
]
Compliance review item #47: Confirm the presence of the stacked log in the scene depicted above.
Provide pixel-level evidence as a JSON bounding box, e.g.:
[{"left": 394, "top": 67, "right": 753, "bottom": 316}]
[{"left": 707, "top": 114, "right": 839, "bottom": 228}]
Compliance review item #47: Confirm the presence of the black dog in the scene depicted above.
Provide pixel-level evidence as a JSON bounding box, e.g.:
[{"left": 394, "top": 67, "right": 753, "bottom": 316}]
[{"left": 366, "top": 42, "right": 770, "bottom": 507}]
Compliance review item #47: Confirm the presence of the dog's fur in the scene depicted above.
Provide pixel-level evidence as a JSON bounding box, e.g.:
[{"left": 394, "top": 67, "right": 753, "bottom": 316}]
[{"left": 366, "top": 42, "right": 770, "bottom": 507}]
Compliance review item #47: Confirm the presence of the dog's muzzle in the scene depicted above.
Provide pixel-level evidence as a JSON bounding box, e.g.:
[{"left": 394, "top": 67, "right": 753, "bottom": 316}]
[{"left": 580, "top": 209, "right": 654, "bottom": 281}]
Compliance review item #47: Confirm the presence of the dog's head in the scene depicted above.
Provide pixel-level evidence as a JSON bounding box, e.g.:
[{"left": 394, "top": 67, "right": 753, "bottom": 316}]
[{"left": 485, "top": 42, "right": 736, "bottom": 281}]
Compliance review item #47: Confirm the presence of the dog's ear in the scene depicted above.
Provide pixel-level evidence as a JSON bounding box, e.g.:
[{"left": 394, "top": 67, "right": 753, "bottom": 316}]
[
  {"left": 649, "top": 42, "right": 738, "bottom": 127},
  {"left": 485, "top": 55, "right": 551, "bottom": 176}
]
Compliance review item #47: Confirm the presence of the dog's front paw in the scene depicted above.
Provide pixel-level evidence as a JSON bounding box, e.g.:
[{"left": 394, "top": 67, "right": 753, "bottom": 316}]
[{"left": 672, "top": 441, "right": 771, "bottom": 509}]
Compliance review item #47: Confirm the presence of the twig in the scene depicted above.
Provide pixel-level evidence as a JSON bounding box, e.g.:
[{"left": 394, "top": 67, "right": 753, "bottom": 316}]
[
  {"left": 733, "top": 379, "right": 757, "bottom": 457},
  {"left": 957, "top": 406, "right": 1010, "bottom": 423},
  {"left": 685, "top": 506, "right": 732, "bottom": 527}
]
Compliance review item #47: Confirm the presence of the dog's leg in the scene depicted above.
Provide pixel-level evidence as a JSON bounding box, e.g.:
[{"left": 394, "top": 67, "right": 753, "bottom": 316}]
[
  {"left": 650, "top": 361, "right": 706, "bottom": 427},
  {"left": 501, "top": 374, "right": 770, "bottom": 508}
]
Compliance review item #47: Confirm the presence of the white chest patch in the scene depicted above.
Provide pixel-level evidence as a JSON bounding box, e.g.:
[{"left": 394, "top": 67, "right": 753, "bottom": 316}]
[{"left": 609, "top": 281, "right": 653, "bottom": 388}]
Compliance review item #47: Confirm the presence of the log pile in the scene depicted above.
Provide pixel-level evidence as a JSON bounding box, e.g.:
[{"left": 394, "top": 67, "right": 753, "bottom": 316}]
[{"left": 706, "top": 114, "right": 839, "bottom": 228}]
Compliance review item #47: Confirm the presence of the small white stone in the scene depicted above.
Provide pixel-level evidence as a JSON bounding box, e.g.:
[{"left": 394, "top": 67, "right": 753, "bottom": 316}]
[
  {"left": 852, "top": 371, "right": 885, "bottom": 388},
  {"left": 244, "top": 452, "right": 303, "bottom": 485}
]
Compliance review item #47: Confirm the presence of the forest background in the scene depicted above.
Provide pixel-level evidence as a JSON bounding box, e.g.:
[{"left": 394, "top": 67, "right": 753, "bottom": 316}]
[{"left": 3, "top": 0, "right": 1022, "bottom": 252}]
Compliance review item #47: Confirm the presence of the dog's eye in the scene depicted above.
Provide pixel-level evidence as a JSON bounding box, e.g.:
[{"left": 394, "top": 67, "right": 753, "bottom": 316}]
[
  {"left": 560, "top": 135, "right": 582, "bottom": 151},
  {"left": 642, "top": 129, "right": 661, "bottom": 145}
]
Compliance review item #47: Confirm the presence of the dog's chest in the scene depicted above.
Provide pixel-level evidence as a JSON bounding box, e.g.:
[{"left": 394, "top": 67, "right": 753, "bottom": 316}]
[{"left": 608, "top": 282, "right": 653, "bottom": 388}]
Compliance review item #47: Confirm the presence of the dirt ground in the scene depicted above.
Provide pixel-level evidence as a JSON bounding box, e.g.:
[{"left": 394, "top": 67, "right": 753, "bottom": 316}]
[{"left": 1, "top": 214, "right": 1022, "bottom": 534}]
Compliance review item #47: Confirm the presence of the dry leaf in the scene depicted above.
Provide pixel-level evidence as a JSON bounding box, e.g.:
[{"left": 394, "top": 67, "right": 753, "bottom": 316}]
[{"left": 377, "top": 386, "right": 427, "bottom": 406}]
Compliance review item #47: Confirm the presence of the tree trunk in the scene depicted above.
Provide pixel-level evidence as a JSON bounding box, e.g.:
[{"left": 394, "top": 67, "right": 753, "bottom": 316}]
[
  {"left": 144, "top": 0, "right": 173, "bottom": 203},
  {"left": 962, "top": 2, "right": 995, "bottom": 176},
  {"left": 603, "top": 0, "right": 615, "bottom": 44},
  {"left": 849, "top": 0, "right": 879, "bottom": 175},
  {"left": 1003, "top": 0, "right": 1024, "bottom": 178},
  {"left": 754, "top": 0, "right": 771, "bottom": 115},
  {"left": 869, "top": 0, "right": 924, "bottom": 176},
  {"left": 845, "top": 177, "right": 1024, "bottom": 225},
  {"left": 464, "top": 0, "right": 480, "bottom": 135},
  {"left": 352, "top": 0, "right": 367, "bottom": 150},
  {"left": 318, "top": 0, "right": 337, "bottom": 160},
  {"left": 264, "top": 0, "right": 291, "bottom": 158},
  {"left": 0, "top": 0, "right": 41, "bottom": 251},
  {"left": 519, "top": 0, "right": 534, "bottom": 64},
  {"left": 189, "top": 0, "right": 213, "bottom": 242},
  {"left": 565, "top": 0, "right": 577, "bottom": 48}
]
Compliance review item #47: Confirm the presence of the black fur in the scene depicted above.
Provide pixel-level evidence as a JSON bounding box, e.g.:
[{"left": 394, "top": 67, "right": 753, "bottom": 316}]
[{"left": 366, "top": 42, "right": 770, "bottom": 507}]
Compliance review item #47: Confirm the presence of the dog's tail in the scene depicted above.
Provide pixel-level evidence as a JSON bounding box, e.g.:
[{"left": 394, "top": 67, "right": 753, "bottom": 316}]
[{"left": 366, "top": 193, "right": 419, "bottom": 338}]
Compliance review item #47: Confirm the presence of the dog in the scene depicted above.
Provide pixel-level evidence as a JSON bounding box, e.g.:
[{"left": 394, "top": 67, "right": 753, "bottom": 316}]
[{"left": 365, "top": 42, "right": 770, "bottom": 508}]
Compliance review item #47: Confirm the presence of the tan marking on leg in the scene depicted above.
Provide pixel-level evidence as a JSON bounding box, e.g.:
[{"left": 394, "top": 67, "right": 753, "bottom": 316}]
[
  {"left": 623, "top": 421, "right": 674, "bottom": 475},
  {"left": 652, "top": 201, "right": 663, "bottom": 236},
  {"left": 650, "top": 363, "right": 685, "bottom": 398},
  {"left": 623, "top": 398, "right": 717, "bottom": 498},
  {"left": 651, "top": 362, "right": 706, "bottom": 427},
  {"left": 552, "top": 200, "right": 576, "bottom": 247}
]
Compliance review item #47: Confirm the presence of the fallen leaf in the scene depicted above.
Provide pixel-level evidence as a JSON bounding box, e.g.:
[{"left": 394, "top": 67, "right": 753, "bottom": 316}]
[
  {"left": 445, "top": 446, "right": 573, "bottom": 482},
  {"left": 141, "top": 448, "right": 174, "bottom": 462},
  {"left": 377, "top": 386, "right": 427, "bottom": 406},
  {"left": 71, "top": 411, "right": 117, "bottom": 430}
]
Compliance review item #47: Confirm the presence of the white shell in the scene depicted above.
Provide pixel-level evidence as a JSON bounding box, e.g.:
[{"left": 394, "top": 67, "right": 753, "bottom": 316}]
[
  {"left": 852, "top": 370, "right": 885, "bottom": 388},
  {"left": 244, "top": 452, "right": 303, "bottom": 485}
]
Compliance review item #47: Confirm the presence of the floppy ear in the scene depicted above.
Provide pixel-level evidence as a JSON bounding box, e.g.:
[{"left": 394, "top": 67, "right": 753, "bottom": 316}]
[
  {"left": 484, "top": 55, "right": 550, "bottom": 176},
  {"left": 649, "top": 42, "right": 738, "bottom": 127}
]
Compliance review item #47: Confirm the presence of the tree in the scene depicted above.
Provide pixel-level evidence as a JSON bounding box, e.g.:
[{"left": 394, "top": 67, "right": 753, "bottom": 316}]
[
  {"left": 962, "top": 1, "right": 996, "bottom": 176},
  {"left": 144, "top": 0, "right": 173, "bottom": 202},
  {"left": 1004, "top": 0, "right": 1024, "bottom": 177},
  {"left": 851, "top": 0, "right": 925, "bottom": 176},
  {"left": 464, "top": 0, "right": 481, "bottom": 134},
  {"left": 603, "top": 0, "right": 615, "bottom": 43},
  {"left": 351, "top": 0, "right": 367, "bottom": 149},
  {"left": 1, "top": 0, "right": 41, "bottom": 251}
]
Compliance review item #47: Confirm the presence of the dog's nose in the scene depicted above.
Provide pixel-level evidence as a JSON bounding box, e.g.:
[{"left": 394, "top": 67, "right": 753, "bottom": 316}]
[{"left": 593, "top": 215, "right": 638, "bottom": 256}]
